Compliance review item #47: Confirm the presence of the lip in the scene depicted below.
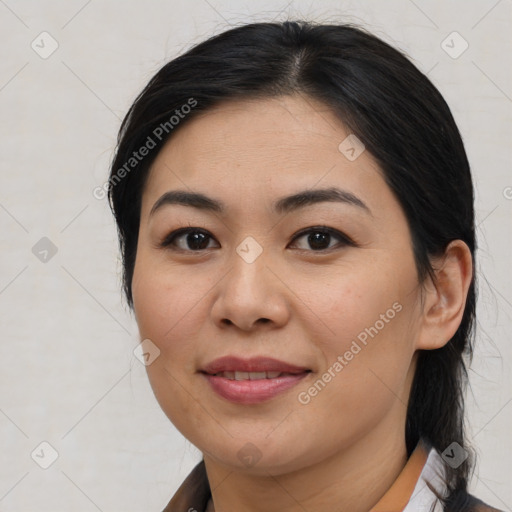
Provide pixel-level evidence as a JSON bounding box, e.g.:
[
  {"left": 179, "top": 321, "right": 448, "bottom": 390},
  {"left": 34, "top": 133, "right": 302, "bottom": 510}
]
[
  {"left": 200, "top": 356, "right": 311, "bottom": 404},
  {"left": 201, "top": 356, "right": 310, "bottom": 375}
]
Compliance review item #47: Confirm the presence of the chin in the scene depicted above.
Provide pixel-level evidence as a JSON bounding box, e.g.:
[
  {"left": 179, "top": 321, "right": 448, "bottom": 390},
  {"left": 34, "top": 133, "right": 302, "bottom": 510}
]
[{"left": 197, "top": 431, "right": 317, "bottom": 477}]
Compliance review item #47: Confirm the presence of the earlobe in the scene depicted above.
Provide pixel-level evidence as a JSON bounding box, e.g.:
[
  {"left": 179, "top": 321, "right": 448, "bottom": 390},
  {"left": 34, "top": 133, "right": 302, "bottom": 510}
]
[{"left": 415, "top": 240, "right": 473, "bottom": 351}]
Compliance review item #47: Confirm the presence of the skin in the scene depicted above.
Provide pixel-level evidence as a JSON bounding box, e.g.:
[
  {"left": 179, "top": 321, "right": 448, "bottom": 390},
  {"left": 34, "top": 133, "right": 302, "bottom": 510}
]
[{"left": 131, "top": 94, "right": 473, "bottom": 512}]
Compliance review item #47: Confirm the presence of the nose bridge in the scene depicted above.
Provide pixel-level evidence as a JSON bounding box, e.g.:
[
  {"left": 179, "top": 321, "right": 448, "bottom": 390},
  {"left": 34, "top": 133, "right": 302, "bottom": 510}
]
[
  {"left": 235, "top": 234, "right": 265, "bottom": 266},
  {"left": 212, "top": 234, "right": 289, "bottom": 330},
  {"left": 228, "top": 234, "right": 268, "bottom": 300}
]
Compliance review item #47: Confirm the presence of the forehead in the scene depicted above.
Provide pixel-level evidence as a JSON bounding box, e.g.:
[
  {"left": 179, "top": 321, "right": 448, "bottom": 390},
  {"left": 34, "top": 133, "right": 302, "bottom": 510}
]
[
  {"left": 154, "top": 95, "right": 351, "bottom": 168},
  {"left": 142, "top": 95, "right": 388, "bottom": 215}
]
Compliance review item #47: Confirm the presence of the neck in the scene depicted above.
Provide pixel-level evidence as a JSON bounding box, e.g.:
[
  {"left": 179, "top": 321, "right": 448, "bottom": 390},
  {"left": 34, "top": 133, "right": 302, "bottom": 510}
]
[{"left": 203, "top": 416, "right": 409, "bottom": 512}]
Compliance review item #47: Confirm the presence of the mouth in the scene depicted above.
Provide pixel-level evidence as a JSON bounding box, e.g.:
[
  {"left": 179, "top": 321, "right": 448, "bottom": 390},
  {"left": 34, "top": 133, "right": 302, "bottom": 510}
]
[
  {"left": 208, "top": 370, "right": 303, "bottom": 380},
  {"left": 201, "top": 355, "right": 311, "bottom": 375},
  {"left": 200, "top": 356, "right": 312, "bottom": 404}
]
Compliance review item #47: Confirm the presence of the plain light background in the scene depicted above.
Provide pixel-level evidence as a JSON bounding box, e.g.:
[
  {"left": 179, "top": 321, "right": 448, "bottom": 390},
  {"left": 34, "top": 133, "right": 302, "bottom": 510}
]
[{"left": 0, "top": 0, "right": 511, "bottom": 510}]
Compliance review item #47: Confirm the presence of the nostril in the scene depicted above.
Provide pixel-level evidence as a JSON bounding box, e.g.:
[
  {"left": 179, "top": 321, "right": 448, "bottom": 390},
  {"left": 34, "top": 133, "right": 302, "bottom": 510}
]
[{"left": 220, "top": 318, "right": 270, "bottom": 327}]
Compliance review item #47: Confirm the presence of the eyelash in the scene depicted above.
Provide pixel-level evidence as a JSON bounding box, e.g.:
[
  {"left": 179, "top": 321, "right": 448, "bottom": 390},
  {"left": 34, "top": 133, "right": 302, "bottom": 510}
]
[{"left": 159, "top": 226, "right": 356, "bottom": 253}]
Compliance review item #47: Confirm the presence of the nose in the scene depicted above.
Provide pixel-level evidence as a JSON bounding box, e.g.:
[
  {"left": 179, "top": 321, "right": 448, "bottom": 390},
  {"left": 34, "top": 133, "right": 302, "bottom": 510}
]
[{"left": 211, "top": 243, "right": 291, "bottom": 332}]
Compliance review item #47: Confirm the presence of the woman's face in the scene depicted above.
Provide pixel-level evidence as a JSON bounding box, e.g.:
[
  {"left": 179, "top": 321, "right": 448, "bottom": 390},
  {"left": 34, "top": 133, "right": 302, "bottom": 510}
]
[{"left": 132, "top": 95, "right": 426, "bottom": 474}]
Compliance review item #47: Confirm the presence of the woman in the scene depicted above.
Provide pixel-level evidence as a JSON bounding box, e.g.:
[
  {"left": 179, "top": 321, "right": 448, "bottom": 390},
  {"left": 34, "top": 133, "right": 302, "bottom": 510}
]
[{"left": 107, "top": 20, "right": 503, "bottom": 512}]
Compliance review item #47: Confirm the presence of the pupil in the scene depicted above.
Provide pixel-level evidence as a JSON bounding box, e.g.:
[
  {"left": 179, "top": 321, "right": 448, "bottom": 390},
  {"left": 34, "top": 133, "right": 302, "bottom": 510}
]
[
  {"left": 309, "top": 232, "right": 329, "bottom": 250},
  {"left": 188, "top": 232, "right": 209, "bottom": 250}
]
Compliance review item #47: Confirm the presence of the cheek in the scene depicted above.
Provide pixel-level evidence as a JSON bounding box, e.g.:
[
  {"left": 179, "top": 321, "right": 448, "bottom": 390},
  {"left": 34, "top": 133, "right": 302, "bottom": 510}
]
[
  {"left": 132, "top": 256, "right": 212, "bottom": 435},
  {"left": 132, "top": 250, "right": 208, "bottom": 347},
  {"left": 298, "top": 260, "right": 410, "bottom": 348},
  {"left": 298, "top": 253, "right": 419, "bottom": 391}
]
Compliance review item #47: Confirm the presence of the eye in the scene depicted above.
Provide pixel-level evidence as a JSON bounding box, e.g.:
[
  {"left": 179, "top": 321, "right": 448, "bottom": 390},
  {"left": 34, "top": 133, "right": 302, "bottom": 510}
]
[
  {"left": 288, "top": 226, "right": 355, "bottom": 252},
  {"left": 159, "top": 226, "right": 355, "bottom": 253},
  {"left": 160, "top": 228, "right": 218, "bottom": 251}
]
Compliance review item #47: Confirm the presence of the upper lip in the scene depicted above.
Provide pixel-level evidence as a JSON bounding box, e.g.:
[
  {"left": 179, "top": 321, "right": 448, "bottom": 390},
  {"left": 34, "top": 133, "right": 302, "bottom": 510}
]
[{"left": 201, "top": 356, "right": 310, "bottom": 375}]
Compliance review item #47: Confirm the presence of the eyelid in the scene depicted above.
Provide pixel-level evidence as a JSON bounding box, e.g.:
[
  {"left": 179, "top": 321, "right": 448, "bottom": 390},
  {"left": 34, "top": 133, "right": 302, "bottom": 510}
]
[
  {"left": 159, "top": 225, "right": 356, "bottom": 252},
  {"left": 289, "top": 226, "right": 355, "bottom": 247},
  {"left": 159, "top": 227, "right": 216, "bottom": 250}
]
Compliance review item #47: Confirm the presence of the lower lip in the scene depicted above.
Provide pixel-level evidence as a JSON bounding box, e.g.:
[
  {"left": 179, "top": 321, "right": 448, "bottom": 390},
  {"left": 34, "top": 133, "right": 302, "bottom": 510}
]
[{"left": 202, "top": 372, "right": 310, "bottom": 404}]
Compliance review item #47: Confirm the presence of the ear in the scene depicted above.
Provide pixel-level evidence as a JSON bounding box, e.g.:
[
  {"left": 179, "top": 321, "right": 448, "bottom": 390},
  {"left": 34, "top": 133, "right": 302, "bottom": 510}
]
[{"left": 415, "top": 240, "right": 473, "bottom": 351}]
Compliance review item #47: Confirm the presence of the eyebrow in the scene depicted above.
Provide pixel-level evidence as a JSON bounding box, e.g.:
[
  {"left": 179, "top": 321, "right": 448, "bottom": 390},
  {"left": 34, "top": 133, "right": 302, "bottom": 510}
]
[{"left": 149, "top": 187, "right": 371, "bottom": 217}]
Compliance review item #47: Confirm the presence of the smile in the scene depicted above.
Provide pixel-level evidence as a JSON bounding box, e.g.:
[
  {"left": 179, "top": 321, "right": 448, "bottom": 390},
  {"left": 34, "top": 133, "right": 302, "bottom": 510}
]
[{"left": 200, "top": 356, "right": 311, "bottom": 404}]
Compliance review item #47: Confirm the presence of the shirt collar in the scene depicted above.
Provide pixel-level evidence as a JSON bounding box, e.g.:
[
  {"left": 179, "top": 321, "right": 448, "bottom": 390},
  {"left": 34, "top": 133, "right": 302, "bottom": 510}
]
[
  {"left": 162, "top": 438, "right": 444, "bottom": 512},
  {"left": 370, "top": 438, "right": 445, "bottom": 512}
]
